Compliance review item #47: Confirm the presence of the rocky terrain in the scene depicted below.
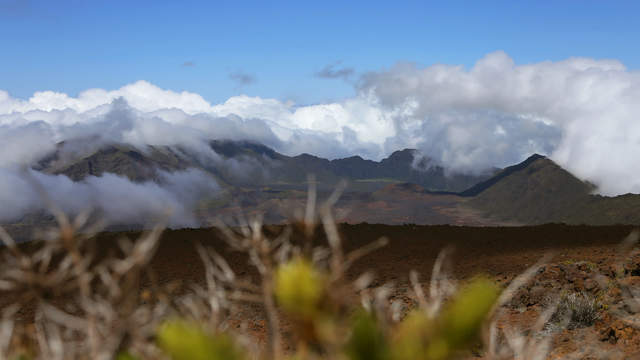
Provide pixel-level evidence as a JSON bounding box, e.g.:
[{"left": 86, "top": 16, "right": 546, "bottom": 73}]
[
  {"left": 71, "top": 224, "right": 640, "bottom": 357},
  {"left": 125, "top": 223, "right": 640, "bottom": 358},
  {"left": 4, "top": 221, "right": 640, "bottom": 358}
]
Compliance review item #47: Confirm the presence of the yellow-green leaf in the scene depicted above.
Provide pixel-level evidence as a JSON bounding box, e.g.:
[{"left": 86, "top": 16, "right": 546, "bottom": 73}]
[
  {"left": 157, "top": 320, "right": 244, "bottom": 360},
  {"left": 345, "top": 309, "right": 390, "bottom": 360},
  {"left": 275, "top": 257, "right": 326, "bottom": 318}
]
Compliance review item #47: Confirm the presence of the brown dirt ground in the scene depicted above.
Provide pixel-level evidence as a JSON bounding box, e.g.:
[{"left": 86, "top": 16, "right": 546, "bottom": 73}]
[
  {"left": 4, "top": 223, "right": 640, "bottom": 358},
  {"left": 122, "top": 223, "right": 640, "bottom": 358}
]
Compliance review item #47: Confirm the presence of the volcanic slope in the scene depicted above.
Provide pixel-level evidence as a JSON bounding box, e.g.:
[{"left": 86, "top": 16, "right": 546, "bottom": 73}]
[
  {"left": 36, "top": 142, "right": 189, "bottom": 182},
  {"left": 467, "top": 154, "right": 640, "bottom": 225},
  {"left": 26, "top": 140, "right": 640, "bottom": 226},
  {"left": 34, "top": 139, "right": 491, "bottom": 192}
]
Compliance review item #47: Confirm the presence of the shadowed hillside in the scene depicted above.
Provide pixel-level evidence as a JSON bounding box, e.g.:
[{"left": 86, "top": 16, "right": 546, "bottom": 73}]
[
  {"left": 35, "top": 139, "right": 492, "bottom": 192},
  {"left": 40, "top": 144, "right": 188, "bottom": 182},
  {"left": 468, "top": 155, "right": 640, "bottom": 225},
  {"left": 17, "top": 141, "right": 640, "bottom": 229},
  {"left": 459, "top": 154, "right": 547, "bottom": 197}
]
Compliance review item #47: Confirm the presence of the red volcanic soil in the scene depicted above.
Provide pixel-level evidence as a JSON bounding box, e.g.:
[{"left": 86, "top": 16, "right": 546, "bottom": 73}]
[
  {"left": 129, "top": 223, "right": 635, "bottom": 287},
  {"left": 117, "top": 223, "right": 640, "bottom": 358},
  {"left": 202, "top": 184, "right": 520, "bottom": 228},
  {"left": 6, "top": 223, "right": 640, "bottom": 358}
]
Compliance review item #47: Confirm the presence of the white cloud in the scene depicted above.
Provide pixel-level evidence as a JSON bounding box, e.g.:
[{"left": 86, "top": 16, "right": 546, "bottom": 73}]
[
  {"left": 1, "top": 52, "right": 639, "bottom": 197},
  {"left": 0, "top": 80, "right": 213, "bottom": 114},
  {"left": 359, "top": 51, "right": 640, "bottom": 194},
  {"left": 0, "top": 167, "right": 218, "bottom": 227},
  {"left": 0, "top": 88, "right": 388, "bottom": 161}
]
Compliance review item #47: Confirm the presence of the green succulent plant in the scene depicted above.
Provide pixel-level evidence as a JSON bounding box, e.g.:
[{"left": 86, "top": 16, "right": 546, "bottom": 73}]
[
  {"left": 393, "top": 277, "right": 500, "bottom": 360},
  {"left": 157, "top": 320, "right": 245, "bottom": 360},
  {"left": 275, "top": 257, "right": 327, "bottom": 319},
  {"left": 345, "top": 310, "right": 391, "bottom": 360}
]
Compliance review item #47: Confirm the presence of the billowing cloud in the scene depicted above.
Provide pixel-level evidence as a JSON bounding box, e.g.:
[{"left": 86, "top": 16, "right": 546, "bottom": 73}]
[
  {"left": 1, "top": 51, "right": 639, "bottom": 197},
  {"left": 0, "top": 80, "right": 213, "bottom": 114},
  {"left": 0, "top": 168, "right": 219, "bottom": 227},
  {"left": 0, "top": 91, "right": 389, "bottom": 162},
  {"left": 358, "top": 52, "right": 640, "bottom": 194}
]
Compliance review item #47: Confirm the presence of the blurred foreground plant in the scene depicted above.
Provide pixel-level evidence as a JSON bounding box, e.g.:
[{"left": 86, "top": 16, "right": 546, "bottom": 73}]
[
  {"left": 0, "top": 179, "right": 636, "bottom": 359},
  {"left": 158, "top": 180, "right": 504, "bottom": 360}
]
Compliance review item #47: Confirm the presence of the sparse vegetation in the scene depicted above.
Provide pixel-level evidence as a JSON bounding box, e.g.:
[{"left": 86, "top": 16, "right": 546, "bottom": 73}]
[
  {"left": 0, "top": 193, "right": 638, "bottom": 359},
  {"left": 550, "top": 292, "right": 601, "bottom": 329}
]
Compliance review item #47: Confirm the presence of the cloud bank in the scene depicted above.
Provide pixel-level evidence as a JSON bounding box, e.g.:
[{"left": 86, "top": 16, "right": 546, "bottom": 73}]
[
  {"left": 357, "top": 52, "right": 640, "bottom": 195},
  {"left": 0, "top": 51, "right": 639, "bottom": 200},
  {"left": 0, "top": 167, "right": 218, "bottom": 227}
]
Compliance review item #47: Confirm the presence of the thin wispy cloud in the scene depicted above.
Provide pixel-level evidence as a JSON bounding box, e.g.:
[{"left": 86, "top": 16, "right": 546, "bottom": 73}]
[
  {"left": 315, "top": 61, "right": 355, "bottom": 80},
  {"left": 229, "top": 71, "right": 257, "bottom": 86}
]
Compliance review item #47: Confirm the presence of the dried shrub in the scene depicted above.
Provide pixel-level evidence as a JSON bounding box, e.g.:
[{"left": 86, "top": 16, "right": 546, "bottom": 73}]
[
  {"left": 0, "top": 182, "right": 637, "bottom": 360},
  {"left": 550, "top": 292, "right": 601, "bottom": 330}
]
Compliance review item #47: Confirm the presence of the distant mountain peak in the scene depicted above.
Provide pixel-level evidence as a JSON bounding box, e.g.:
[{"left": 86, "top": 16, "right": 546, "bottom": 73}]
[
  {"left": 296, "top": 153, "right": 322, "bottom": 159},
  {"left": 524, "top": 153, "right": 546, "bottom": 162},
  {"left": 466, "top": 153, "right": 610, "bottom": 224},
  {"left": 386, "top": 148, "right": 417, "bottom": 158},
  {"left": 209, "top": 139, "right": 280, "bottom": 159},
  {"left": 459, "top": 153, "right": 549, "bottom": 197}
]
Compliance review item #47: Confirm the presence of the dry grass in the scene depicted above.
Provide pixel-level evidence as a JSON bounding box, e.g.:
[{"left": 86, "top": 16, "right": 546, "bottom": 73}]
[
  {"left": 0, "top": 183, "right": 637, "bottom": 359},
  {"left": 549, "top": 292, "right": 601, "bottom": 330}
]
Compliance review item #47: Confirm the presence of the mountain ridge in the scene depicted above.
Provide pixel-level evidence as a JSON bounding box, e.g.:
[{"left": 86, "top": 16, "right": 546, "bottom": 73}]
[
  {"left": 17, "top": 138, "right": 640, "bottom": 228},
  {"left": 459, "top": 153, "right": 546, "bottom": 197},
  {"left": 36, "top": 139, "right": 492, "bottom": 193},
  {"left": 465, "top": 154, "right": 640, "bottom": 225}
]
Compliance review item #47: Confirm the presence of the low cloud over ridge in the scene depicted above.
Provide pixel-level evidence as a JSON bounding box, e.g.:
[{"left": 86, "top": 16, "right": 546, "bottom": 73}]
[
  {"left": 1, "top": 51, "right": 639, "bottom": 196},
  {"left": 0, "top": 167, "right": 218, "bottom": 227}
]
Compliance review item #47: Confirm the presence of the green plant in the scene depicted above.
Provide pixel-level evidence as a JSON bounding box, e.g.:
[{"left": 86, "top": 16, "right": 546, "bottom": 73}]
[
  {"left": 157, "top": 320, "right": 245, "bottom": 360},
  {"left": 1, "top": 186, "right": 636, "bottom": 359}
]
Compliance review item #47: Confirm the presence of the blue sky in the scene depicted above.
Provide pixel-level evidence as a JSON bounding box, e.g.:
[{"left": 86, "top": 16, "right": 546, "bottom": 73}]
[{"left": 1, "top": 0, "right": 639, "bottom": 104}]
